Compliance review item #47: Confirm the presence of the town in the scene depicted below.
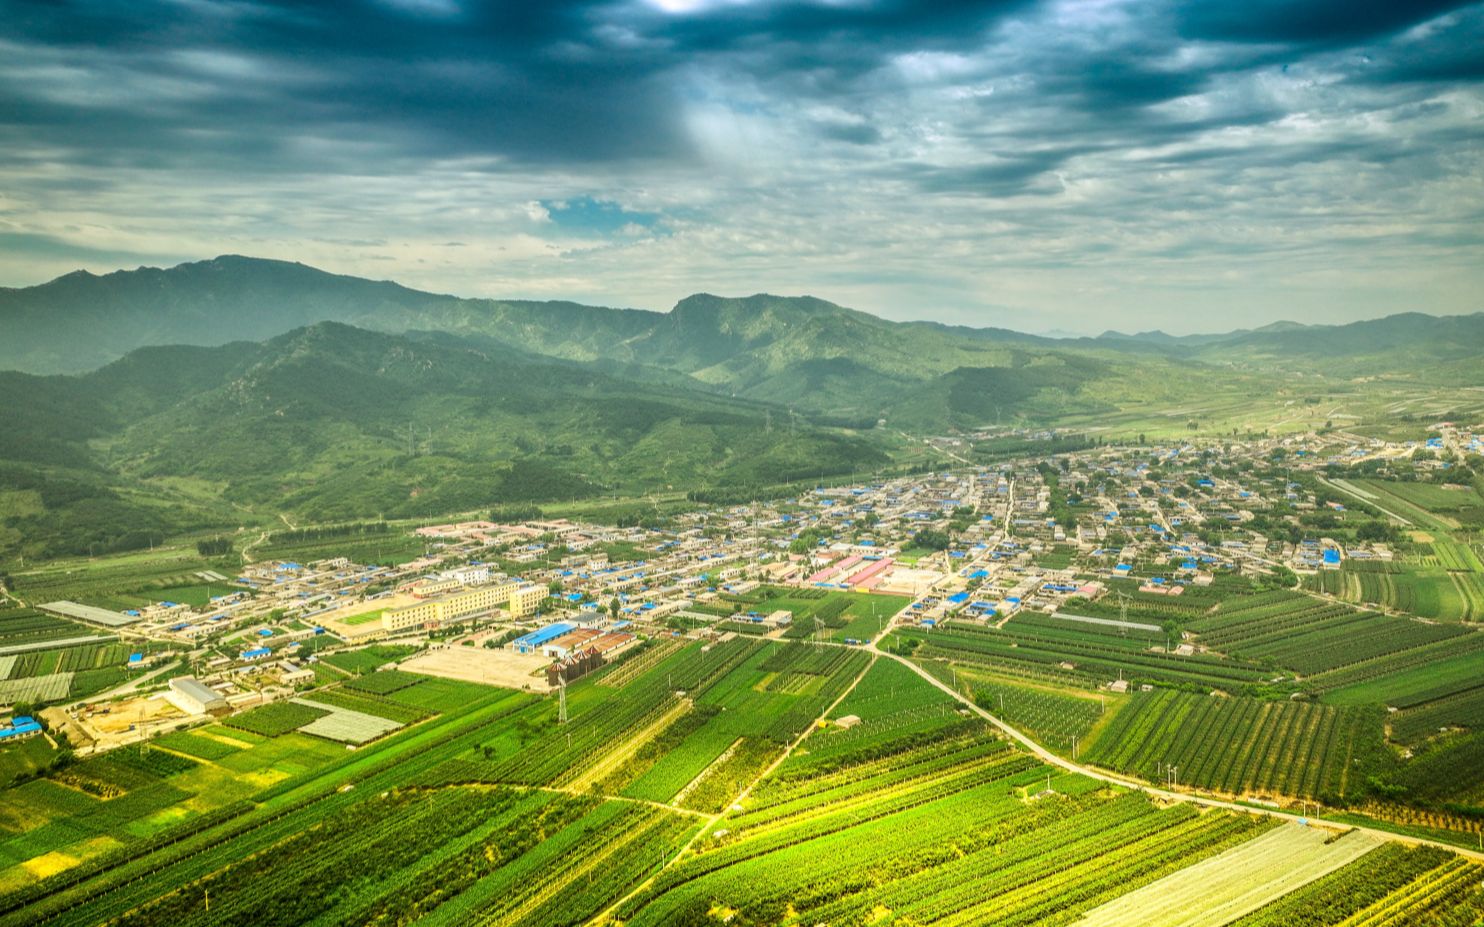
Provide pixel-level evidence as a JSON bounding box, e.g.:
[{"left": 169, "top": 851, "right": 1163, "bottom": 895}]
[{"left": 8, "top": 421, "right": 1478, "bottom": 759}]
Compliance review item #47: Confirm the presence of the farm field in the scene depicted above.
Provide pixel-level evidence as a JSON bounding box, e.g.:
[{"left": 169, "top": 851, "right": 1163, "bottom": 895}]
[
  {"left": 252, "top": 532, "right": 432, "bottom": 567},
  {"left": 934, "top": 662, "right": 1111, "bottom": 753},
  {"left": 1226, "top": 841, "right": 1482, "bottom": 926},
  {"left": 1069, "top": 824, "right": 1382, "bottom": 927},
  {"left": 317, "top": 643, "right": 419, "bottom": 674},
  {"left": 1083, "top": 690, "right": 1389, "bottom": 801},
  {"left": 1321, "top": 641, "right": 1484, "bottom": 706},
  {"left": 1308, "top": 564, "right": 1481, "bottom": 622},
  {"left": 725, "top": 586, "right": 910, "bottom": 642},
  {"left": 0, "top": 636, "right": 169, "bottom": 707},
  {"left": 0, "top": 627, "right": 1478, "bottom": 924},
  {"left": 1347, "top": 478, "right": 1484, "bottom": 531},
  {"left": 901, "top": 617, "right": 1271, "bottom": 692},
  {"left": 619, "top": 730, "right": 1272, "bottom": 925},
  {"left": 7, "top": 550, "right": 240, "bottom": 615},
  {"left": 0, "top": 609, "right": 103, "bottom": 650},
  {"left": 1191, "top": 592, "right": 1471, "bottom": 675}
]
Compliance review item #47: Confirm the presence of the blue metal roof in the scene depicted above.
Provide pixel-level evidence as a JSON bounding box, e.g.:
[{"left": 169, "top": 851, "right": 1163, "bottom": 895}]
[{"left": 513, "top": 622, "right": 577, "bottom": 649}]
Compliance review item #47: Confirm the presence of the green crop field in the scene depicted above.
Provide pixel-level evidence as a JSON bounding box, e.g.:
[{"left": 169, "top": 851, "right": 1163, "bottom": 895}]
[
  {"left": 1348, "top": 479, "right": 1484, "bottom": 530},
  {"left": 318, "top": 644, "right": 419, "bottom": 674},
  {"left": 901, "top": 618, "right": 1271, "bottom": 693},
  {"left": 1083, "top": 690, "right": 1389, "bottom": 802},
  {"left": 0, "top": 624, "right": 1478, "bottom": 924},
  {"left": 7, "top": 549, "right": 240, "bottom": 614}
]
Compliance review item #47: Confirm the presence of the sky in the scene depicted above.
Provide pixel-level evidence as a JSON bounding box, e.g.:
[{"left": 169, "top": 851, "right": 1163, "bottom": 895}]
[{"left": 1, "top": 0, "right": 1481, "bottom": 335}]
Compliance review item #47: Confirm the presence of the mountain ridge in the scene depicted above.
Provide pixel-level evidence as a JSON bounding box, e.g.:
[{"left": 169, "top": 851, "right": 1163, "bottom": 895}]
[{"left": 4, "top": 255, "right": 1479, "bottom": 375}]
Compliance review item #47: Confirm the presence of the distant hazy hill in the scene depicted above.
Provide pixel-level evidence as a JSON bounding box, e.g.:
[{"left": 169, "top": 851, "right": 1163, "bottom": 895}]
[
  {"left": 3, "top": 255, "right": 1479, "bottom": 426},
  {"left": 1098, "top": 313, "right": 1484, "bottom": 371},
  {"left": 0, "top": 322, "right": 888, "bottom": 559},
  {"left": 0, "top": 257, "right": 1121, "bottom": 419}
]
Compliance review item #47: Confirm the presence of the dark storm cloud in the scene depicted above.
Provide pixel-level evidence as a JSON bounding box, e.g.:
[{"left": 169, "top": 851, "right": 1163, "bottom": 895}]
[
  {"left": 0, "top": 0, "right": 1032, "bottom": 168},
  {"left": 3, "top": 0, "right": 1478, "bottom": 172},
  {"left": 2, "top": 0, "right": 688, "bottom": 165},
  {"left": 1173, "top": 0, "right": 1477, "bottom": 46},
  {"left": 1, "top": 0, "right": 1481, "bottom": 331}
]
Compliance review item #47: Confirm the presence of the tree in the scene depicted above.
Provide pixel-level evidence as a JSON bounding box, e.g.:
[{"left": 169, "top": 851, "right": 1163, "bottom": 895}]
[
  {"left": 911, "top": 529, "right": 951, "bottom": 551},
  {"left": 608, "top": 597, "right": 621, "bottom": 620},
  {"left": 196, "top": 536, "right": 232, "bottom": 557}
]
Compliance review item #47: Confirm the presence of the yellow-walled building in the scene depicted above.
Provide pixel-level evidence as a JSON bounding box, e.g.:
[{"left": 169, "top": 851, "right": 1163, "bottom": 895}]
[
  {"left": 508, "top": 584, "right": 548, "bottom": 618},
  {"left": 382, "top": 580, "right": 521, "bottom": 632}
]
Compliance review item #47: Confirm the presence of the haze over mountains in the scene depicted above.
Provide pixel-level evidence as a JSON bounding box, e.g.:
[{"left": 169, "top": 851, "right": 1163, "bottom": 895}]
[
  {"left": 1, "top": 256, "right": 1481, "bottom": 561},
  {"left": 5, "top": 256, "right": 1482, "bottom": 381}
]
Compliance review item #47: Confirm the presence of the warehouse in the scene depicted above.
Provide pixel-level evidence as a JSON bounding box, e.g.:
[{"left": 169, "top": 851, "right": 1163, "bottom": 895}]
[
  {"left": 165, "top": 677, "right": 228, "bottom": 715},
  {"left": 512, "top": 622, "right": 576, "bottom": 655}
]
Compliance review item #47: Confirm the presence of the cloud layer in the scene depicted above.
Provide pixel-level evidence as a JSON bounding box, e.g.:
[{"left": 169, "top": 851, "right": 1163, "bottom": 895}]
[{"left": 2, "top": 0, "right": 1480, "bottom": 333}]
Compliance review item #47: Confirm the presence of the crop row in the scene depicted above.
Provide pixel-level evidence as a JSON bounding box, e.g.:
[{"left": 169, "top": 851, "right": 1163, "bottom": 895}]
[
  {"left": 1389, "top": 686, "right": 1484, "bottom": 745},
  {"left": 910, "top": 623, "right": 1267, "bottom": 690},
  {"left": 623, "top": 784, "right": 1268, "bottom": 927},
  {"left": 1237, "top": 614, "right": 1465, "bottom": 676},
  {"left": 1306, "top": 632, "right": 1484, "bottom": 695},
  {"left": 1085, "top": 690, "right": 1387, "bottom": 801},
  {"left": 1229, "top": 843, "right": 1454, "bottom": 927}
]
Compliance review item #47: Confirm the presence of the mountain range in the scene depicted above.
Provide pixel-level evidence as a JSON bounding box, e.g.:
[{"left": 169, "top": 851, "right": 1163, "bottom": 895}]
[
  {"left": 1, "top": 256, "right": 1480, "bottom": 560},
  {"left": 5, "top": 256, "right": 1481, "bottom": 404}
]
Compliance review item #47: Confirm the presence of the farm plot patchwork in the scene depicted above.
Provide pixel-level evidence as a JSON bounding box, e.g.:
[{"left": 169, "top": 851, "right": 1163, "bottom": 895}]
[
  {"left": 9, "top": 554, "right": 240, "bottom": 616},
  {"left": 620, "top": 757, "right": 1271, "bottom": 926},
  {"left": 0, "top": 632, "right": 1481, "bottom": 926},
  {"left": 410, "top": 638, "right": 872, "bottom": 811},
  {"left": 0, "top": 684, "right": 530, "bottom": 909},
  {"left": 1309, "top": 565, "right": 1479, "bottom": 622},
  {"left": 82, "top": 785, "right": 696, "bottom": 927}
]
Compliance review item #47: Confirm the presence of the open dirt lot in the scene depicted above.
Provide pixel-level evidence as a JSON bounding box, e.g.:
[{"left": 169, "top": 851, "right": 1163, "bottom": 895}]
[{"left": 401, "top": 645, "right": 553, "bottom": 692}]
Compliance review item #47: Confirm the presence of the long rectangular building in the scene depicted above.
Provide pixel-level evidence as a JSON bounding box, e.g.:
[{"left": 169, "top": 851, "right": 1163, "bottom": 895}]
[{"left": 382, "top": 580, "right": 520, "bottom": 633}]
